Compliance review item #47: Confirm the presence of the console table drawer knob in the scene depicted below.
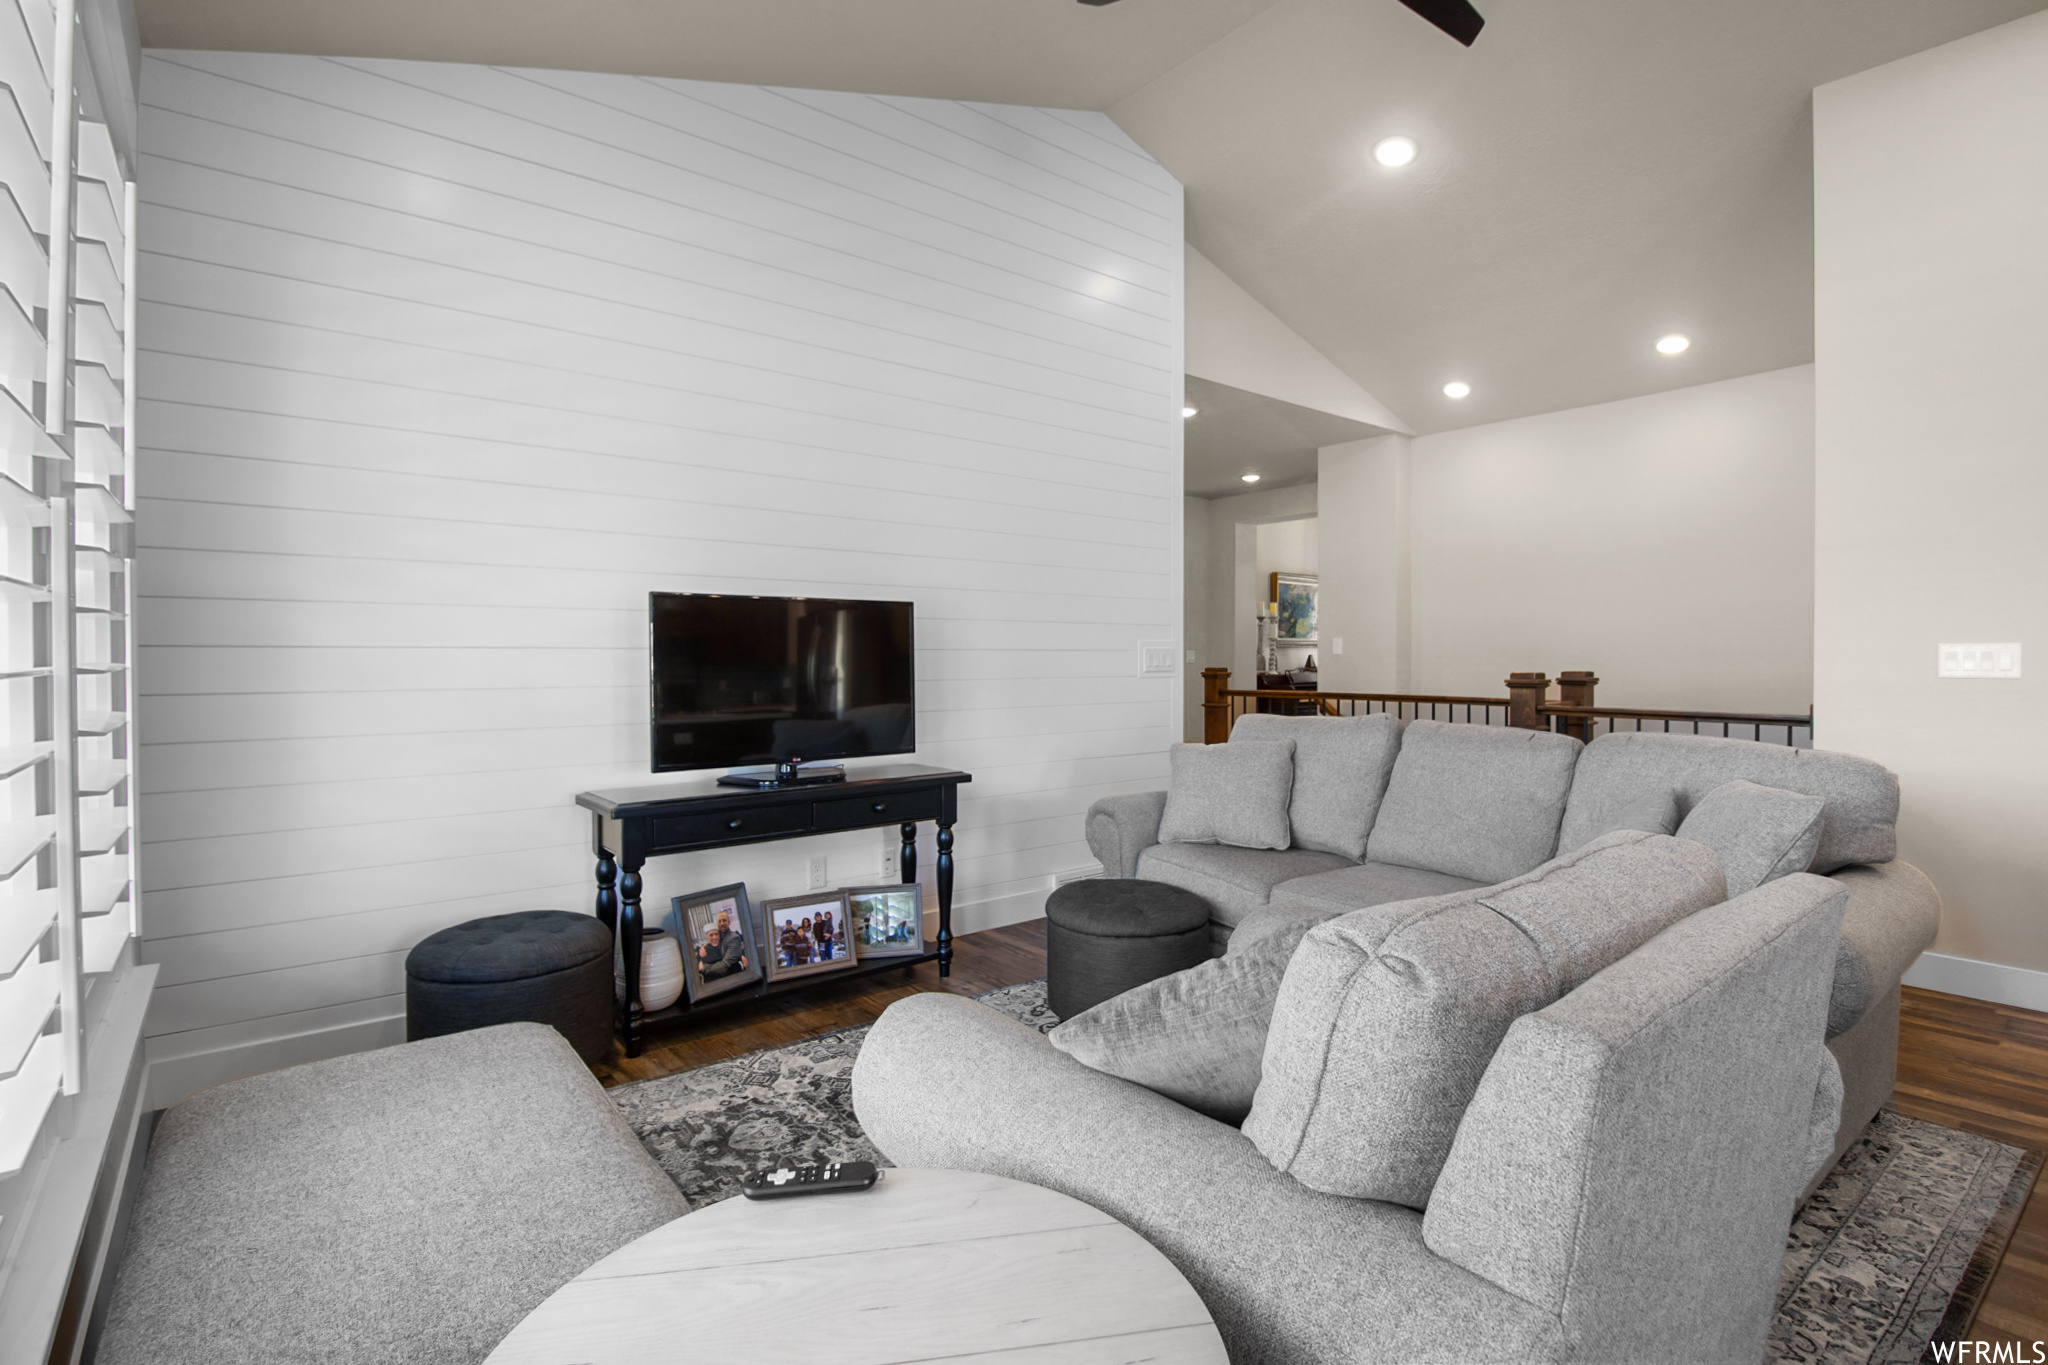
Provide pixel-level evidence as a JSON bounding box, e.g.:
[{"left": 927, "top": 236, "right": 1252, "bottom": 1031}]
[
  {"left": 872, "top": 802, "right": 887, "bottom": 812},
  {"left": 727, "top": 818, "right": 743, "bottom": 829}
]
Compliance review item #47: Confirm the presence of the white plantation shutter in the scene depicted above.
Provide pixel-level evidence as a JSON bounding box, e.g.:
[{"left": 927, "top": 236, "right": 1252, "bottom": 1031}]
[{"left": 0, "top": 0, "right": 136, "bottom": 1180}]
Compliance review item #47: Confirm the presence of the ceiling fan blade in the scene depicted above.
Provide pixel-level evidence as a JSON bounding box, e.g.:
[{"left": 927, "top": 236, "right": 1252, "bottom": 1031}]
[{"left": 1396, "top": 0, "right": 1484, "bottom": 45}]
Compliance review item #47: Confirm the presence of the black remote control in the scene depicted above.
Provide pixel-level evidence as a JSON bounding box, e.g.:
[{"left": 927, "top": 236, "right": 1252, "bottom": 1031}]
[{"left": 741, "top": 1160, "right": 882, "bottom": 1200}]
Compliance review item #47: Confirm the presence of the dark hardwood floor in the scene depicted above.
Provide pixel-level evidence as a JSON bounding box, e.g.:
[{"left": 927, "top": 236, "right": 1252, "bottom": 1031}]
[
  {"left": 593, "top": 926, "right": 2047, "bottom": 1347},
  {"left": 1893, "top": 985, "right": 2048, "bottom": 1348}
]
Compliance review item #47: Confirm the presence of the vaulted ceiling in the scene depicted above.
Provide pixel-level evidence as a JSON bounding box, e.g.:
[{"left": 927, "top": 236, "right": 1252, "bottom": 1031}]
[{"left": 142, "top": 0, "right": 2048, "bottom": 433}]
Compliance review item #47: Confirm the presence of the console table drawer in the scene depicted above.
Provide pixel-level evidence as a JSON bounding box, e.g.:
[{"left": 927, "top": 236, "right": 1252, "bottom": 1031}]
[
  {"left": 654, "top": 804, "right": 812, "bottom": 848},
  {"left": 812, "top": 788, "right": 942, "bottom": 831}
]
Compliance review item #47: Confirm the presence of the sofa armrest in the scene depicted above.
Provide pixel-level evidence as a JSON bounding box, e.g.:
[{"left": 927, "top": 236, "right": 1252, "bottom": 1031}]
[
  {"left": 1085, "top": 790, "right": 1168, "bottom": 879},
  {"left": 1825, "top": 860, "right": 1940, "bottom": 1038},
  {"left": 852, "top": 995, "right": 1562, "bottom": 1365}
]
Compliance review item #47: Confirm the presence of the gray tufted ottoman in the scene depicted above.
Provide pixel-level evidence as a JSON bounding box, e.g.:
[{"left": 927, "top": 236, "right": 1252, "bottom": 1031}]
[
  {"left": 406, "top": 910, "right": 614, "bottom": 1064},
  {"left": 1044, "top": 879, "right": 1211, "bottom": 1020}
]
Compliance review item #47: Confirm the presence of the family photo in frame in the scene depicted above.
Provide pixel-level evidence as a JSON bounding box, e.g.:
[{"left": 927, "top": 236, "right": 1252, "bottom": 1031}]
[
  {"left": 668, "top": 883, "right": 762, "bottom": 1004},
  {"left": 846, "top": 884, "right": 924, "bottom": 960},
  {"left": 760, "top": 891, "right": 856, "bottom": 983}
]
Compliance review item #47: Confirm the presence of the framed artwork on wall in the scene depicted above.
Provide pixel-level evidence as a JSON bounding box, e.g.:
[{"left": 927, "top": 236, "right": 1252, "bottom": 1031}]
[{"left": 1270, "top": 572, "right": 1319, "bottom": 644}]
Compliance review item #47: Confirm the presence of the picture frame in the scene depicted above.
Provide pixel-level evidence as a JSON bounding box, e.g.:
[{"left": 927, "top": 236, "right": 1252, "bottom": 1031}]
[
  {"left": 668, "top": 882, "right": 764, "bottom": 1004},
  {"left": 845, "top": 884, "right": 925, "bottom": 960},
  {"left": 1270, "top": 571, "right": 1319, "bottom": 645},
  {"left": 760, "top": 891, "right": 857, "bottom": 983}
]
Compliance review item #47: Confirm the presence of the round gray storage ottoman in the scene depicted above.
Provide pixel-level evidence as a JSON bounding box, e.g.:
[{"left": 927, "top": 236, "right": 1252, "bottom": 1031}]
[
  {"left": 1045, "top": 880, "right": 1211, "bottom": 1020},
  {"left": 406, "top": 911, "right": 613, "bottom": 1064}
]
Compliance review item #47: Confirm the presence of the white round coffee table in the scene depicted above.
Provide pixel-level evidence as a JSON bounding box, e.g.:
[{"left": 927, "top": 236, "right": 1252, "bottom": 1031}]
[{"left": 484, "top": 1167, "right": 1228, "bottom": 1364}]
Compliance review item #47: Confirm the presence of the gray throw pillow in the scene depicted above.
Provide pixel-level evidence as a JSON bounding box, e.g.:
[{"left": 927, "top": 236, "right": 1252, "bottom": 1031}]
[
  {"left": 1046, "top": 914, "right": 1326, "bottom": 1123},
  {"left": 1229, "top": 713, "right": 1405, "bottom": 860},
  {"left": 1571, "top": 788, "right": 1679, "bottom": 847},
  {"left": 1157, "top": 740, "right": 1294, "bottom": 852},
  {"left": 1676, "top": 779, "right": 1825, "bottom": 898},
  {"left": 1244, "top": 830, "right": 1725, "bottom": 1208}
]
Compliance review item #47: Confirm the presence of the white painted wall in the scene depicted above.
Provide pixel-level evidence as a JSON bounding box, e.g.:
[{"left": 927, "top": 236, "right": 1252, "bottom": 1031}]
[
  {"left": 135, "top": 52, "right": 1185, "bottom": 1104},
  {"left": 1815, "top": 11, "right": 2048, "bottom": 994},
  {"left": 1398, "top": 368, "right": 1815, "bottom": 710},
  {"left": 1316, "top": 434, "right": 1410, "bottom": 695}
]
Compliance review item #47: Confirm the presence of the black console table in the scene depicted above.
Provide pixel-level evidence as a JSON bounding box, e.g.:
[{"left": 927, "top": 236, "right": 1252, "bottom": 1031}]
[{"left": 576, "top": 764, "right": 971, "bottom": 1057}]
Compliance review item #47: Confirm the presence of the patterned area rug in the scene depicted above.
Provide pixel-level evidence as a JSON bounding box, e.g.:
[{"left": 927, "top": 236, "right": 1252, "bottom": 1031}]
[{"left": 609, "top": 980, "right": 2038, "bottom": 1363}]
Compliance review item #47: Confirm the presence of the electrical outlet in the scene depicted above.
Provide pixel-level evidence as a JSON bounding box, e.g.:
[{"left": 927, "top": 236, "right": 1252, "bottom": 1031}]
[
  {"left": 880, "top": 835, "right": 900, "bottom": 881},
  {"left": 807, "top": 854, "right": 828, "bottom": 890},
  {"left": 1333, "top": 637, "right": 1345, "bottom": 656}
]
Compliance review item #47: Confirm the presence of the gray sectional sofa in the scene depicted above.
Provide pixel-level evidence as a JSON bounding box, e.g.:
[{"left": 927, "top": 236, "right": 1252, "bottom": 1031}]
[
  {"left": 1084, "top": 718, "right": 1937, "bottom": 1170},
  {"left": 851, "top": 716, "right": 1940, "bottom": 1364}
]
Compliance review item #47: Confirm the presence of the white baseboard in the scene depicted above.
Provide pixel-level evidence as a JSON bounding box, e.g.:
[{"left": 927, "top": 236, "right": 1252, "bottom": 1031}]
[
  {"left": 1902, "top": 951, "right": 2048, "bottom": 1014},
  {"left": 947, "top": 884, "right": 1053, "bottom": 936}
]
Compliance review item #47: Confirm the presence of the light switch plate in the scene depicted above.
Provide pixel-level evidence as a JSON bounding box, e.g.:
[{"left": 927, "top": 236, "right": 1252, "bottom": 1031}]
[
  {"left": 1138, "top": 641, "right": 1177, "bottom": 677},
  {"left": 1938, "top": 643, "right": 2021, "bottom": 678}
]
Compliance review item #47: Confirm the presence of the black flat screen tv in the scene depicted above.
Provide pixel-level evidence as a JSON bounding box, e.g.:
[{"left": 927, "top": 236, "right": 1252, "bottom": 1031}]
[{"left": 649, "top": 593, "right": 915, "bottom": 775}]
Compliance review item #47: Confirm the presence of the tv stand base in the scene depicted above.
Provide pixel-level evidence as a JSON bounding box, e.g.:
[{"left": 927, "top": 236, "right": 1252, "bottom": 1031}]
[{"left": 717, "top": 762, "right": 847, "bottom": 790}]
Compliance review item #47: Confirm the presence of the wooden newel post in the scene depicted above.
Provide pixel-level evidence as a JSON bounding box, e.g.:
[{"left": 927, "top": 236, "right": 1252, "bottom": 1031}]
[
  {"left": 1556, "top": 670, "right": 1599, "bottom": 743},
  {"left": 1505, "top": 672, "right": 1550, "bottom": 731},
  {"left": 1202, "top": 667, "right": 1232, "bottom": 744}
]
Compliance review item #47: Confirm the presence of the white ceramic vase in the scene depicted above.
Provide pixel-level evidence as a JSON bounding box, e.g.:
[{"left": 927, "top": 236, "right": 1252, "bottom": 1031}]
[{"left": 616, "top": 927, "right": 686, "bottom": 1012}]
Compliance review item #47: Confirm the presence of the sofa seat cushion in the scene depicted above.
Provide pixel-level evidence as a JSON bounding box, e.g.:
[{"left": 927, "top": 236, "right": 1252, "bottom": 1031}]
[
  {"left": 1365, "top": 721, "right": 1584, "bottom": 885},
  {"left": 1158, "top": 739, "right": 1296, "bottom": 850},
  {"left": 1137, "top": 842, "right": 1355, "bottom": 927},
  {"left": 1270, "top": 860, "right": 1487, "bottom": 913},
  {"left": 1229, "top": 712, "right": 1405, "bottom": 860},
  {"left": 1245, "top": 830, "right": 1726, "bottom": 1208},
  {"left": 96, "top": 1023, "right": 690, "bottom": 1365},
  {"left": 1558, "top": 731, "right": 1899, "bottom": 875}
]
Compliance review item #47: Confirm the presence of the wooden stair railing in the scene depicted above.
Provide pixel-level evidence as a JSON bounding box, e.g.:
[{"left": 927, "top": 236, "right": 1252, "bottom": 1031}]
[{"left": 1200, "top": 668, "right": 1814, "bottom": 746}]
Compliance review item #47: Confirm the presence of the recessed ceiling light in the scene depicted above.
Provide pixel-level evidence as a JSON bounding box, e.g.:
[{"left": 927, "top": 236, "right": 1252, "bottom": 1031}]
[
  {"left": 1183, "top": 405, "right": 1198, "bottom": 418},
  {"left": 1442, "top": 381, "right": 1471, "bottom": 399},
  {"left": 1373, "top": 136, "right": 1418, "bottom": 168},
  {"left": 1241, "top": 472, "right": 1261, "bottom": 483},
  {"left": 1656, "top": 334, "right": 1691, "bottom": 355}
]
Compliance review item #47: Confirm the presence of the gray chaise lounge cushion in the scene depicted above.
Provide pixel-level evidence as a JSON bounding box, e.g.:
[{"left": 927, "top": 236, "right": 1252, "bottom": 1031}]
[
  {"left": 1558, "top": 731, "right": 1898, "bottom": 874},
  {"left": 1230, "top": 712, "right": 1405, "bottom": 860},
  {"left": 1366, "top": 721, "right": 1584, "bottom": 884},
  {"left": 1136, "top": 842, "right": 1355, "bottom": 927},
  {"left": 1048, "top": 912, "right": 1328, "bottom": 1123},
  {"left": 97, "top": 1023, "right": 690, "bottom": 1365},
  {"left": 1676, "top": 779, "right": 1826, "bottom": 897},
  {"left": 1246, "top": 830, "right": 1725, "bottom": 1208},
  {"left": 1158, "top": 739, "right": 1295, "bottom": 851}
]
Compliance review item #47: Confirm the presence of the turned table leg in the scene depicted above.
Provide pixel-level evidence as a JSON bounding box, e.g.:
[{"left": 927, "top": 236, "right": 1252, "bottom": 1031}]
[{"left": 936, "top": 821, "right": 954, "bottom": 977}]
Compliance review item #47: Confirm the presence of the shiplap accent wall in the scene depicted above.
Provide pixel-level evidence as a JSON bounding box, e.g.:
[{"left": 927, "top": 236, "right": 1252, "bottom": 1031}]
[{"left": 135, "top": 52, "right": 1183, "bottom": 1105}]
